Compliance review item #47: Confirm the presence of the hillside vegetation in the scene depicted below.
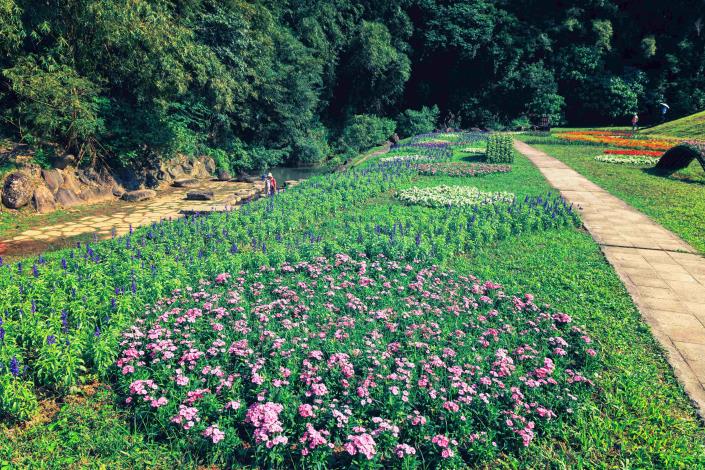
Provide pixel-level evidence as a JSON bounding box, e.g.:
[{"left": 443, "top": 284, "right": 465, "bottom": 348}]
[
  {"left": 644, "top": 110, "right": 705, "bottom": 139},
  {"left": 0, "top": 1, "right": 704, "bottom": 174}
]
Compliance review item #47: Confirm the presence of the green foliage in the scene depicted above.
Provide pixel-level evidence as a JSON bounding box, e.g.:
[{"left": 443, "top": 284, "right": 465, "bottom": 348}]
[
  {"left": 341, "top": 114, "right": 396, "bottom": 152},
  {"left": 396, "top": 105, "right": 440, "bottom": 137},
  {"left": 486, "top": 134, "right": 514, "bottom": 163},
  {"left": 656, "top": 143, "right": 705, "bottom": 172},
  {"left": 0, "top": 375, "right": 38, "bottom": 422}
]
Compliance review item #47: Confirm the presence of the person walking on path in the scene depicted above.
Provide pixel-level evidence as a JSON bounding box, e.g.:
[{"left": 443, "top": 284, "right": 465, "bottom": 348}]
[
  {"left": 631, "top": 113, "right": 639, "bottom": 132},
  {"left": 267, "top": 172, "right": 277, "bottom": 196}
]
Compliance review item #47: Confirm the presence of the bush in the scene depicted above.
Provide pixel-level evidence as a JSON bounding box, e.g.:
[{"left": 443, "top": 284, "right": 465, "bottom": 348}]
[
  {"left": 655, "top": 143, "right": 705, "bottom": 173},
  {"left": 485, "top": 134, "right": 514, "bottom": 163},
  {"left": 342, "top": 114, "right": 396, "bottom": 152},
  {"left": 396, "top": 105, "right": 440, "bottom": 137},
  {"left": 291, "top": 127, "right": 331, "bottom": 165}
]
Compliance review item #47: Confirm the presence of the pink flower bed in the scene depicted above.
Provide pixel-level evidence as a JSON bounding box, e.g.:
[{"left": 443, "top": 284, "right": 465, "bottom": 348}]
[{"left": 115, "top": 253, "right": 597, "bottom": 466}]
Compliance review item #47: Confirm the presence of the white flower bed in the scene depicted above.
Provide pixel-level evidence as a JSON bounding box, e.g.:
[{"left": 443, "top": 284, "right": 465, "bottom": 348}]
[
  {"left": 594, "top": 155, "right": 658, "bottom": 166},
  {"left": 380, "top": 154, "right": 428, "bottom": 163},
  {"left": 397, "top": 185, "right": 515, "bottom": 208}
]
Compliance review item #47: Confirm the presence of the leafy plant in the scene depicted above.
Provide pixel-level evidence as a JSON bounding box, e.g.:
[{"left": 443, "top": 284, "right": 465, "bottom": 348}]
[
  {"left": 485, "top": 134, "right": 514, "bottom": 163},
  {"left": 396, "top": 105, "right": 440, "bottom": 137}
]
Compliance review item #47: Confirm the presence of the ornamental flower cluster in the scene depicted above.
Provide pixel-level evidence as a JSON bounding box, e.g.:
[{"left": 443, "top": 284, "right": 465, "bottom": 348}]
[
  {"left": 556, "top": 130, "right": 676, "bottom": 151},
  {"left": 603, "top": 149, "right": 663, "bottom": 157},
  {"left": 115, "top": 253, "right": 597, "bottom": 467},
  {"left": 416, "top": 162, "right": 511, "bottom": 177},
  {"left": 595, "top": 155, "right": 658, "bottom": 166},
  {"left": 397, "top": 185, "right": 515, "bottom": 208}
]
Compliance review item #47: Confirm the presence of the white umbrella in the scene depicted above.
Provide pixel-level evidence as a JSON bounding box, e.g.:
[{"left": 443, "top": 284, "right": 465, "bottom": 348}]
[{"left": 659, "top": 103, "right": 670, "bottom": 109}]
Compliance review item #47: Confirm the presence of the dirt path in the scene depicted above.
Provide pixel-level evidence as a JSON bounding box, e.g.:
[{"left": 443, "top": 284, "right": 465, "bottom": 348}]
[{"left": 515, "top": 139, "right": 705, "bottom": 418}]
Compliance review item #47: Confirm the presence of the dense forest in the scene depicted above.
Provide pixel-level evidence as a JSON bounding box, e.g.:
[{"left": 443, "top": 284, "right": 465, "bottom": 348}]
[{"left": 0, "top": 0, "right": 704, "bottom": 172}]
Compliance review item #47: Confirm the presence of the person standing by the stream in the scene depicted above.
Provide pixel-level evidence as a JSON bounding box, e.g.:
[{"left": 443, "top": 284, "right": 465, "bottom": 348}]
[
  {"left": 264, "top": 173, "right": 271, "bottom": 195},
  {"left": 267, "top": 172, "right": 277, "bottom": 196},
  {"left": 631, "top": 113, "right": 639, "bottom": 132}
]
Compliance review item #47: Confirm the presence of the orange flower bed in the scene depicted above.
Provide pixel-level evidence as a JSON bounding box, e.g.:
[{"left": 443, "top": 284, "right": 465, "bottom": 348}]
[{"left": 556, "top": 130, "right": 676, "bottom": 151}]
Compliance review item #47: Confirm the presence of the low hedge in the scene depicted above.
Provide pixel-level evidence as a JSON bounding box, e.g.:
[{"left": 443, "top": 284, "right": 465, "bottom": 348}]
[{"left": 486, "top": 134, "right": 514, "bottom": 163}]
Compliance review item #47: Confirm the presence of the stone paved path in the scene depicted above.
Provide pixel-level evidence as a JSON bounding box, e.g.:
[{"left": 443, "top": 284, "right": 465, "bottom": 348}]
[
  {"left": 1, "top": 180, "right": 264, "bottom": 248},
  {"left": 515, "top": 139, "right": 705, "bottom": 418}
]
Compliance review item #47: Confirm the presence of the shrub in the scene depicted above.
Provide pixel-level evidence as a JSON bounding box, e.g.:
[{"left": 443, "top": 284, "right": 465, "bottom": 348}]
[
  {"left": 342, "top": 115, "right": 396, "bottom": 152},
  {"left": 396, "top": 105, "right": 440, "bottom": 138},
  {"left": 292, "top": 127, "right": 331, "bottom": 165},
  {"left": 655, "top": 143, "right": 705, "bottom": 173},
  {"left": 115, "top": 254, "right": 597, "bottom": 467},
  {"left": 485, "top": 135, "right": 514, "bottom": 163}
]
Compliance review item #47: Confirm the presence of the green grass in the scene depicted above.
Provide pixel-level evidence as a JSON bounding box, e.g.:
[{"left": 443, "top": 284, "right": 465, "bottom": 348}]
[
  {"left": 516, "top": 136, "right": 705, "bottom": 252},
  {"left": 1, "top": 145, "right": 704, "bottom": 468},
  {"left": 644, "top": 110, "right": 705, "bottom": 139}
]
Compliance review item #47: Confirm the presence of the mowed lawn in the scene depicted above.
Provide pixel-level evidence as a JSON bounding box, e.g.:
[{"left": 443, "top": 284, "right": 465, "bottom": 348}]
[
  {"left": 2, "top": 145, "right": 705, "bottom": 468},
  {"left": 517, "top": 136, "right": 705, "bottom": 253}
]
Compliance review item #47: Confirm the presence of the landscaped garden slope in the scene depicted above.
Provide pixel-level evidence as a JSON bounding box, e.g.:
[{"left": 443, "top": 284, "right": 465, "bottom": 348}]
[
  {"left": 644, "top": 110, "right": 705, "bottom": 139},
  {"left": 1, "top": 135, "right": 705, "bottom": 468},
  {"left": 519, "top": 133, "right": 705, "bottom": 253}
]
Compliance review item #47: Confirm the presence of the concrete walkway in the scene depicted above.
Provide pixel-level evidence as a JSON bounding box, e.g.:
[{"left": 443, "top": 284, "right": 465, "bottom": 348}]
[{"left": 515, "top": 140, "right": 705, "bottom": 418}]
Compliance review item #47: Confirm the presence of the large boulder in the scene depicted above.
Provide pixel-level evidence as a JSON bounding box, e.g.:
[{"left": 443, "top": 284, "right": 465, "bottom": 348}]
[
  {"left": 54, "top": 188, "right": 82, "bottom": 207},
  {"left": 186, "top": 189, "right": 214, "bottom": 201},
  {"left": 216, "top": 169, "right": 232, "bottom": 181},
  {"left": 2, "top": 172, "right": 34, "bottom": 209},
  {"left": 201, "top": 156, "right": 216, "bottom": 175},
  {"left": 122, "top": 189, "right": 156, "bottom": 202},
  {"left": 41, "top": 169, "right": 64, "bottom": 193},
  {"left": 173, "top": 178, "right": 199, "bottom": 188},
  {"left": 33, "top": 184, "right": 56, "bottom": 213}
]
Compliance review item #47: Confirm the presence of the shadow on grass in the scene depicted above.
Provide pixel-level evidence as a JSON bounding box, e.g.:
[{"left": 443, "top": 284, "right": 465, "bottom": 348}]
[{"left": 642, "top": 166, "right": 705, "bottom": 186}]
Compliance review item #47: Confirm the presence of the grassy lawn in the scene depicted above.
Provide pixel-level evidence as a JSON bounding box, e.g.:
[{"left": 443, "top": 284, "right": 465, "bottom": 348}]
[
  {"left": 643, "top": 110, "right": 705, "bottom": 140},
  {"left": 516, "top": 135, "right": 705, "bottom": 253},
  {"left": 2, "top": 141, "right": 704, "bottom": 468}
]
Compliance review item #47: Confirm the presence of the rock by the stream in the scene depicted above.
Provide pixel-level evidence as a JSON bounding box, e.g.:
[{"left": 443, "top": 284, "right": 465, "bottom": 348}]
[
  {"left": 41, "top": 168, "right": 64, "bottom": 193},
  {"left": 2, "top": 172, "right": 34, "bottom": 209},
  {"left": 216, "top": 169, "right": 232, "bottom": 181},
  {"left": 33, "top": 184, "right": 56, "bottom": 213},
  {"left": 173, "top": 178, "right": 199, "bottom": 188},
  {"left": 54, "top": 188, "right": 82, "bottom": 207},
  {"left": 122, "top": 189, "right": 157, "bottom": 202},
  {"left": 53, "top": 153, "right": 77, "bottom": 170},
  {"left": 186, "top": 190, "right": 214, "bottom": 201}
]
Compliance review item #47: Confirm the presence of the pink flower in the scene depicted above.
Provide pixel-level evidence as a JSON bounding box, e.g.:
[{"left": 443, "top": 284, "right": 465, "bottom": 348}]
[
  {"left": 432, "top": 434, "right": 450, "bottom": 448},
  {"left": 203, "top": 424, "right": 225, "bottom": 443},
  {"left": 345, "top": 433, "right": 377, "bottom": 460},
  {"left": 298, "top": 404, "right": 315, "bottom": 418},
  {"left": 215, "top": 273, "right": 231, "bottom": 284}
]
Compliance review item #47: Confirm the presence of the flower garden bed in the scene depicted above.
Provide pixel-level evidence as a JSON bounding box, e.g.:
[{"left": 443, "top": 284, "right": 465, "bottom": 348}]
[
  {"left": 594, "top": 155, "right": 658, "bottom": 166},
  {"left": 115, "top": 253, "right": 597, "bottom": 467},
  {"left": 555, "top": 131, "right": 676, "bottom": 151},
  {"left": 416, "top": 162, "right": 511, "bottom": 177},
  {"left": 397, "top": 185, "right": 515, "bottom": 208}
]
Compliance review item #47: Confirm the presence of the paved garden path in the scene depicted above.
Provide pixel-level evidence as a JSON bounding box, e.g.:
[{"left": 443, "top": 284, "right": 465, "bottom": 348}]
[{"left": 515, "top": 140, "right": 705, "bottom": 418}]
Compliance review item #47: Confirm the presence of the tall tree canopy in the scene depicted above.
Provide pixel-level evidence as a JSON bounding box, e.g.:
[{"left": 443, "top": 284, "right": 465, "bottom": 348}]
[{"left": 0, "top": 0, "right": 703, "bottom": 170}]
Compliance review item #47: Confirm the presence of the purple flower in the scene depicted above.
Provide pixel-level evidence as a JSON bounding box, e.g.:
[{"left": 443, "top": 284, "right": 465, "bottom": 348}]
[
  {"left": 9, "top": 356, "right": 19, "bottom": 377},
  {"left": 47, "top": 335, "right": 56, "bottom": 345},
  {"left": 94, "top": 326, "right": 101, "bottom": 337},
  {"left": 0, "top": 327, "right": 5, "bottom": 342}
]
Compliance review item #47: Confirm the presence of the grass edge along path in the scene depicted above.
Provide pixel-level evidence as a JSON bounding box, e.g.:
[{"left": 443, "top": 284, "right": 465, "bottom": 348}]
[{"left": 514, "top": 138, "right": 705, "bottom": 419}]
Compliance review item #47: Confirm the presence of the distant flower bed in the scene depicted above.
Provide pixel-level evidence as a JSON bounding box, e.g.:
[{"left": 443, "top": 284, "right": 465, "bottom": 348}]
[
  {"left": 416, "top": 162, "right": 511, "bottom": 177},
  {"left": 397, "top": 185, "right": 515, "bottom": 208},
  {"left": 380, "top": 155, "right": 427, "bottom": 164},
  {"left": 115, "top": 254, "right": 596, "bottom": 467},
  {"left": 595, "top": 155, "right": 658, "bottom": 166},
  {"left": 603, "top": 149, "right": 663, "bottom": 157},
  {"left": 556, "top": 131, "right": 676, "bottom": 151}
]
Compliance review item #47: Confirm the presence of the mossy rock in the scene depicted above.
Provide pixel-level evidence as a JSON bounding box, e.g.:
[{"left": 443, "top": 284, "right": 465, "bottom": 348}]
[{"left": 655, "top": 142, "right": 705, "bottom": 173}]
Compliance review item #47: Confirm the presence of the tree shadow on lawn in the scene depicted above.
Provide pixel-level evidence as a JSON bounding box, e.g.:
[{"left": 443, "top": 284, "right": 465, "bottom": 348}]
[
  {"left": 642, "top": 166, "right": 705, "bottom": 186},
  {"left": 459, "top": 154, "right": 486, "bottom": 163}
]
